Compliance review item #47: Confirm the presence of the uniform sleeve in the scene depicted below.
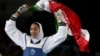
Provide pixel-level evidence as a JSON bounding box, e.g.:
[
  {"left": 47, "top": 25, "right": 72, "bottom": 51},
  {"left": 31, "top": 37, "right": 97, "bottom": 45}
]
[
  {"left": 43, "top": 26, "right": 68, "bottom": 53},
  {"left": 5, "top": 19, "right": 26, "bottom": 50}
]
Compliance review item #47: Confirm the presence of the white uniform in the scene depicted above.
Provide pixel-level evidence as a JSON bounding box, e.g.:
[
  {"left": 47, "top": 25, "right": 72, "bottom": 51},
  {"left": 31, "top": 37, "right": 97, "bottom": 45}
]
[{"left": 5, "top": 19, "right": 68, "bottom": 54}]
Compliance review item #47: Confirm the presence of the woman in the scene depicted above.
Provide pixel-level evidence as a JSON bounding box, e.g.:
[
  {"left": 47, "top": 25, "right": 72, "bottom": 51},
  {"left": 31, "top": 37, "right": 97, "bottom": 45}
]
[{"left": 5, "top": 4, "right": 68, "bottom": 56}]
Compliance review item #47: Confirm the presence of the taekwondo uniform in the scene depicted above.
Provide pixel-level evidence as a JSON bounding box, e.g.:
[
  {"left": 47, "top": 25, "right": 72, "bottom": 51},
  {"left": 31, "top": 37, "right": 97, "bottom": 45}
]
[{"left": 5, "top": 16, "right": 68, "bottom": 56}]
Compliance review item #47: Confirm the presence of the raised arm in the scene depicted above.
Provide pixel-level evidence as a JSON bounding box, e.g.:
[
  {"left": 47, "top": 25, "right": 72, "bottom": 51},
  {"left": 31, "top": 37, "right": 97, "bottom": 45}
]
[
  {"left": 5, "top": 4, "right": 30, "bottom": 50},
  {"left": 42, "top": 9, "right": 69, "bottom": 53},
  {"left": 43, "top": 24, "right": 68, "bottom": 53}
]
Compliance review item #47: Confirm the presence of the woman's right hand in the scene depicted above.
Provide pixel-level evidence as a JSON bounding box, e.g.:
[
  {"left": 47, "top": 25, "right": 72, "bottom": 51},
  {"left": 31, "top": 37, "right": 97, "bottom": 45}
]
[{"left": 17, "top": 4, "right": 30, "bottom": 14}]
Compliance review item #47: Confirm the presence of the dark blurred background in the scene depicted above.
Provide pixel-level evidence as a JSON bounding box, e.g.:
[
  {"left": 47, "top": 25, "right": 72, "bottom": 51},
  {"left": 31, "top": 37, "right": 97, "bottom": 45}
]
[{"left": 0, "top": 0, "right": 100, "bottom": 56}]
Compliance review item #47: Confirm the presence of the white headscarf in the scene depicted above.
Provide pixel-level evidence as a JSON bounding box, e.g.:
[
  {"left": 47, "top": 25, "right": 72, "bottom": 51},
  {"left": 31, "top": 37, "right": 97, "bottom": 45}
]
[{"left": 31, "top": 22, "right": 44, "bottom": 43}]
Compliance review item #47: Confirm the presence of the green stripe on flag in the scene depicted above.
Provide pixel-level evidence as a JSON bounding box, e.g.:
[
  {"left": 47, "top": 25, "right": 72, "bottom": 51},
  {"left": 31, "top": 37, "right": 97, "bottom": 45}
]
[
  {"left": 29, "top": 5, "right": 42, "bottom": 11},
  {"left": 54, "top": 16, "right": 59, "bottom": 32}
]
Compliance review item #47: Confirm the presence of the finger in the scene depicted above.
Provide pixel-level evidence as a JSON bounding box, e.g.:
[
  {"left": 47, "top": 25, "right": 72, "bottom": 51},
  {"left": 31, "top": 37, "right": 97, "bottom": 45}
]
[{"left": 57, "top": 16, "right": 62, "bottom": 23}]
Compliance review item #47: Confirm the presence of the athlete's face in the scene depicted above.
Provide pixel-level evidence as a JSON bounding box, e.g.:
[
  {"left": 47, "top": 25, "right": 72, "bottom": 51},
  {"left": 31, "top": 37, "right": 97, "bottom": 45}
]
[{"left": 30, "top": 23, "right": 40, "bottom": 38}]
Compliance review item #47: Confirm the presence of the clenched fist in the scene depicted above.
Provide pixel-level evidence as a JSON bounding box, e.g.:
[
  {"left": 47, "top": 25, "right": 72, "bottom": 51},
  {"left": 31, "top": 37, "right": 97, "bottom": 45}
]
[{"left": 17, "top": 4, "right": 30, "bottom": 14}]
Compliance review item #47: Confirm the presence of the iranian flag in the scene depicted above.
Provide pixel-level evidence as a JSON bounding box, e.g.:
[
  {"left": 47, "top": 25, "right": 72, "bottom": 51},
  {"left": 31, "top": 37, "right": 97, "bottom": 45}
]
[{"left": 49, "top": 1, "right": 90, "bottom": 52}]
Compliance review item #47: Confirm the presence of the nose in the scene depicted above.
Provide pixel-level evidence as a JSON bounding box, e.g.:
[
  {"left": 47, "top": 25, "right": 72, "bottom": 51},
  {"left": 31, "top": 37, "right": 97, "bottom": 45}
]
[{"left": 30, "top": 30, "right": 35, "bottom": 33}]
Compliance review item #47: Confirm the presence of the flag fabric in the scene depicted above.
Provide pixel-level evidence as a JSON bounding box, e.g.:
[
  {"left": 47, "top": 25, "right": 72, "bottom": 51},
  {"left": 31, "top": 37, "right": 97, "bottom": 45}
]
[{"left": 49, "top": 1, "right": 90, "bottom": 52}]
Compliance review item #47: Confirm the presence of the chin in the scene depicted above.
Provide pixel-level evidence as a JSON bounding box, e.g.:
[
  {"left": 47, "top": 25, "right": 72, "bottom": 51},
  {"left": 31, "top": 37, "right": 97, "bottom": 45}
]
[{"left": 31, "top": 35, "right": 37, "bottom": 38}]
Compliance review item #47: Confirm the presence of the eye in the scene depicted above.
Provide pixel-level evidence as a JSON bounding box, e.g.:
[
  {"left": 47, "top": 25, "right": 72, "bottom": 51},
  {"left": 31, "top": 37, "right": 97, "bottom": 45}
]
[{"left": 30, "top": 28, "right": 33, "bottom": 30}]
